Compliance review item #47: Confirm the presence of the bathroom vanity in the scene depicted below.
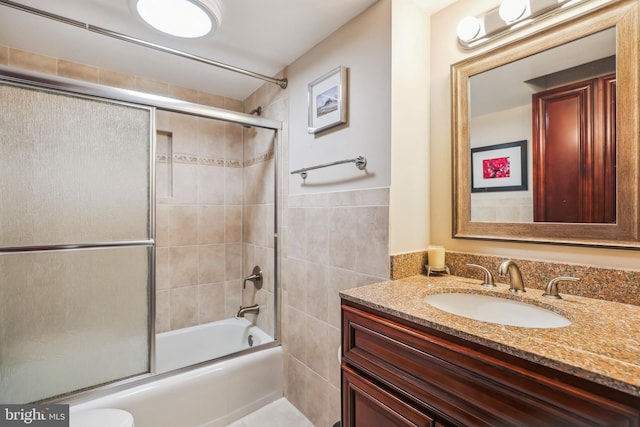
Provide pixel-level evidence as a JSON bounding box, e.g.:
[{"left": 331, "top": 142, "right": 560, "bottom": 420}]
[{"left": 340, "top": 276, "right": 640, "bottom": 426}]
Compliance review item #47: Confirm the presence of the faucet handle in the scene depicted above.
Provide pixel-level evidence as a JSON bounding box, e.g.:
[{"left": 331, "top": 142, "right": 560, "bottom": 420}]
[
  {"left": 466, "top": 264, "right": 496, "bottom": 288},
  {"left": 543, "top": 276, "right": 580, "bottom": 299}
]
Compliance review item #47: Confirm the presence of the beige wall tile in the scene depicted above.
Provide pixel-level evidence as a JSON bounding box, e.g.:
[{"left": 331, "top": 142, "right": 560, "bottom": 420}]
[
  {"left": 98, "top": 68, "right": 136, "bottom": 90},
  {"left": 156, "top": 247, "right": 170, "bottom": 290},
  {"left": 197, "top": 92, "right": 224, "bottom": 108},
  {"left": 224, "top": 98, "right": 243, "bottom": 112},
  {"left": 198, "top": 164, "right": 225, "bottom": 204},
  {"left": 224, "top": 280, "right": 242, "bottom": 317},
  {"left": 305, "top": 369, "right": 331, "bottom": 427},
  {"left": 0, "top": 46, "right": 8, "bottom": 65},
  {"left": 198, "top": 244, "right": 225, "bottom": 284},
  {"left": 284, "top": 354, "right": 308, "bottom": 415},
  {"left": 136, "top": 77, "right": 169, "bottom": 97},
  {"left": 169, "top": 246, "right": 198, "bottom": 287},
  {"left": 355, "top": 206, "right": 390, "bottom": 278},
  {"left": 169, "top": 205, "right": 198, "bottom": 246},
  {"left": 198, "top": 282, "right": 226, "bottom": 323},
  {"left": 225, "top": 206, "right": 242, "bottom": 244},
  {"left": 155, "top": 289, "right": 170, "bottom": 333},
  {"left": 198, "top": 117, "right": 225, "bottom": 158},
  {"left": 306, "top": 263, "right": 328, "bottom": 322},
  {"left": 171, "top": 163, "right": 198, "bottom": 204},
  {"left": 169, "top": 85, "right": 198, "bottom": 103},
  {"left": 170, "top": 112, "right": 199, "bottom": 154},
  {"left": 198, "top": 205, "right": 225, "bottom": 244},
  {"left": 225, "top": 243, "right": 243, "bottom": 281},
  {"left": 155, "top": 204, "right": 169, "bottom": 247},
  {"left": 9, "top": 49, "right": 56, "bottom": 74},
  {"left": 305, "top": 316, "right": 329, "bottom": 379},
  {"left": 170, "top": 286, "right": 198, "bottom": 329},
  {"left": 57, "top": 60, "right": 98, "bottom": 83},
  {"left": 225, "top": 166, "right": 243, "bottom": 205}
]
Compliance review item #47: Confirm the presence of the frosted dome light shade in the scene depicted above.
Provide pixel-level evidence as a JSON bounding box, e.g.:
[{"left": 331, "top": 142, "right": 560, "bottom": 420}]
[
  {"left": 456, "top": 16, "right": 482, "bottom": 42},
  {"left": 136, "top": 0, "right": 222, "bottom": 38},
  {"left": 499, "top": 0, "right": 528, "bottom": 23}
]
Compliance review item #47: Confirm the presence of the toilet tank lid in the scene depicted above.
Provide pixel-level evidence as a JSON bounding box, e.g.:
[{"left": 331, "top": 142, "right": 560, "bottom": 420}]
[{"left": 70, "top": 408, "right": 134, "bottom": 427}]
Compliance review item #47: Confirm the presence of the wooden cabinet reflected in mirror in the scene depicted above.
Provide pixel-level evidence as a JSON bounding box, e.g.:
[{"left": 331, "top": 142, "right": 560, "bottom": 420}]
[{"left": 452, "top": 0, "right": 640, "bottom": 247}]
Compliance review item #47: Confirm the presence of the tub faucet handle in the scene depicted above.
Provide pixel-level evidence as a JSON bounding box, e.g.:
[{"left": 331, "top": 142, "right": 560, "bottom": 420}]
[
  {"left": 543, "top": 276, "right": 580, "bottom": 299},
  {"left": 243, "top": 265, "right": 263, "bottom": 289}
]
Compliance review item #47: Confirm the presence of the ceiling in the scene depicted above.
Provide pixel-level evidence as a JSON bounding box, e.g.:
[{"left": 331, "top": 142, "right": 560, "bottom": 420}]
[{"left": 0, "top": 0, "right": 455, "bottom": 101}]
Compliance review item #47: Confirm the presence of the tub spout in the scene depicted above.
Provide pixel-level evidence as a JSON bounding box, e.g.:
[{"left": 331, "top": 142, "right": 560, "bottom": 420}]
[{"left": 236, "top": 304, "right": 260, "bottom": 318}]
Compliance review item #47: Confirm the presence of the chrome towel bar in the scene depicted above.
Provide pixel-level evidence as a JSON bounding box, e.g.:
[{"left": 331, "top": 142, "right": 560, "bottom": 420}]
[{"left": 290, "top": 156, "right": 367, "bottom": 180}]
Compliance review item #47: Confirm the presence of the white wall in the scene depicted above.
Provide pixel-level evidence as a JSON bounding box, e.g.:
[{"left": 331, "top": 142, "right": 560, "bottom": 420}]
[
  {"left": 287, "top": 0, "right": 391, "bottom": 195},
  {"left": 429, "top": 0, "right": 640, "bottom": 270},
  {"left": 389, "top": 0, "right": 431, "bottom": 255}
]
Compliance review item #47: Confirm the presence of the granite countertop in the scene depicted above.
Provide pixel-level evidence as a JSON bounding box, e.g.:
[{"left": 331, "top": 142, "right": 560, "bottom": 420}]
[{"left": 340, "top": 274, "right": 640, "bottom": 397}]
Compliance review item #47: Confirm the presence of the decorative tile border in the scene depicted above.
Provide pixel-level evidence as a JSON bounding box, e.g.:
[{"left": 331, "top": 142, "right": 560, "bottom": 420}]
[
  {"left": 390, "top": 250, "right": 640, "bottom": 306},
  {"left": 155, "top": 149, "right": 274, "bottom": 168}
]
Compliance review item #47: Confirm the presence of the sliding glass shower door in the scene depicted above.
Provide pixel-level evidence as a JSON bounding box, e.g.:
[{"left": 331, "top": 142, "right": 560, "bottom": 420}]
[{"left": 0, "top": 82, "right": 154, "bottom": 403}]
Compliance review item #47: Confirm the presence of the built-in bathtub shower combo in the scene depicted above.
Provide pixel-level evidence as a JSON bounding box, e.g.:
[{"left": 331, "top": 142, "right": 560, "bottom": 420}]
[{"left": 0, "top": 65, "right": 283, "bottom": 426}]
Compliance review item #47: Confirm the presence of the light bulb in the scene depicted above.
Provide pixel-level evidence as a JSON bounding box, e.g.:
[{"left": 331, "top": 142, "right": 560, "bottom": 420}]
[
  {"left": 499, "top": 0, "right": 528, "bottom": 23},
  {"left": 457, "top": 16, "right": 482, "bottom": 42}
]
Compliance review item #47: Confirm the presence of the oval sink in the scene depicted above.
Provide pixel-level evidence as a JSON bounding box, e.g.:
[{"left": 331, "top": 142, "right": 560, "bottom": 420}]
[{"left": 424, "top": 293, "right": 571, "bottom": 328}]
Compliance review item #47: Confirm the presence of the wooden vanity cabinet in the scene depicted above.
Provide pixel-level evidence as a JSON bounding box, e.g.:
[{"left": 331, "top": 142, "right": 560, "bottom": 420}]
[{"left": 341, "top": 300, "right": 640, "bottom": 427}]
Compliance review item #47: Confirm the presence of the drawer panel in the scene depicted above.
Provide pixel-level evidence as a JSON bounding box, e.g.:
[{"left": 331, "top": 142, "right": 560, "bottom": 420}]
[{"left": 343, "top": 364, "right": 435, "bottom": 427}]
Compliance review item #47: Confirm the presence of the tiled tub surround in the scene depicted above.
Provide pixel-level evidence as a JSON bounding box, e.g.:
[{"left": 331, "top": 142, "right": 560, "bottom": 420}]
[
  {"left": 390, "top": 250, "right": 640, "bottom": 307},
  {"left": 341, "top": 275, "right": 640, "bottom": 397},
  {"left": 155, "top": 111, "right": 277, "bottom": 334}
]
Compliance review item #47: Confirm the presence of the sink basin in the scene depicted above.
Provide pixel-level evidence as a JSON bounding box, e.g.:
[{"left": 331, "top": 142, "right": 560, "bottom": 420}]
[{"left": 424, "top": 293, "right": 571, "bottom": 328}]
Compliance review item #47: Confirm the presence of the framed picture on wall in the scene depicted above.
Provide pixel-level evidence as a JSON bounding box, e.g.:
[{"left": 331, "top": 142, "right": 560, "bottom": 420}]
[
  {"left": 471, "top": 140, "right": 528, "bottom": 193},
  {"left": 307, "top": 66, "right": 348, "bottom": 134}
]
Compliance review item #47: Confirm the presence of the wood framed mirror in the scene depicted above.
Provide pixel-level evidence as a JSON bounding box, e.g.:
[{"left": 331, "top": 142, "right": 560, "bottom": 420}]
[{"left": 452, "top": 0, "right": 639, "bottom": 248}]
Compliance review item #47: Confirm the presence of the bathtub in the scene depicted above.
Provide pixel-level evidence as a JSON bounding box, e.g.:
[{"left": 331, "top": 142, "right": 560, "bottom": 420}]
[
  {"left": 156, "top": 317, "right": 274, "bottom": 373},
  {"left": 69, "top": 319, "right": 281, "bottom": 427}
]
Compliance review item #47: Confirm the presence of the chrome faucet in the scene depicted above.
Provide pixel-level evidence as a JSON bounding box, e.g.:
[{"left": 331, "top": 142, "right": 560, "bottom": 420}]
[
  {"left": 498, "top": 260, "right": 526, "bottom": 293},
  {"left": 236, "top": 304, "right": 260, "bottom": 318}
]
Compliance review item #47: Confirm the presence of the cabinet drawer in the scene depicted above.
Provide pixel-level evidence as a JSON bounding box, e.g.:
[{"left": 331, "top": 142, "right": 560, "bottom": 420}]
[
  {"left": 342, "top": 301, "right": 640, "bottom": 427},
  {"left": 343, "top": 364, "right": 435, "bottom": 427}
]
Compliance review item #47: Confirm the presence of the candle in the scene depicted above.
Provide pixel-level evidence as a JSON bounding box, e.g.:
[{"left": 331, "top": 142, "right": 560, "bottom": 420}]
[{"left": 428, "top": 246, "right": 445, "bottom": 268}]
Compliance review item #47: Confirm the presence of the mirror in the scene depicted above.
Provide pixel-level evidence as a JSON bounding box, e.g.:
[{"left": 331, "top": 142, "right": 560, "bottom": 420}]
[{"left": 452, "top": 0, "right": 640, "bottom": 247}]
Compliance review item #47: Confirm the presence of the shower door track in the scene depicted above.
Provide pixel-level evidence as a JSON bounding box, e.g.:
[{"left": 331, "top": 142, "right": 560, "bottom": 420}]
[{"left": 0, "top": 240, "right": 155, "bottom": 254}]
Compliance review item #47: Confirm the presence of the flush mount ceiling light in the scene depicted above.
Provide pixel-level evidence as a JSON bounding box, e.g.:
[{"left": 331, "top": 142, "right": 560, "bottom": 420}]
[{"left": 135, "top": 0, "right": 223, "bottom": 38}]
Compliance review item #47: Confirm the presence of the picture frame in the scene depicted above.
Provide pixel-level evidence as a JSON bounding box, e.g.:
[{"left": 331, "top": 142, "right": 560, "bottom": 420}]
[
  {"left": 308, "top": 65, "right": 348, "bottom": 134},
  {"left": 470, "top": 140, "right": 528, "bottom": 193}
]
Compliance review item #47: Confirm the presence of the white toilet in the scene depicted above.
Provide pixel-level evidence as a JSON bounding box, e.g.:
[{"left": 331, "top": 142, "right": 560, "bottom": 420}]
[{"left": 70, "top": 408, "right": 135, "bottom": 427}]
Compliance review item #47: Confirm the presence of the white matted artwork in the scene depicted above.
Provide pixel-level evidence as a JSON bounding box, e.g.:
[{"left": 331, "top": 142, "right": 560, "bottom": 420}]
[{"left": 307, "top": 65, "right": 348, "bottom": 134}]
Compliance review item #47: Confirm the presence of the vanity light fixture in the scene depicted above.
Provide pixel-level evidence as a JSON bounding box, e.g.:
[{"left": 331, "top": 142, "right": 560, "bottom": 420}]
[
  {"left": 135, "top": 0, "right": 223, "bottom": 38},
  {"left": 457, "top": 0, "right": 587, "bottom": 48},
  {"left": 499, "top": 0, "right": 528, "bottom": 23}
]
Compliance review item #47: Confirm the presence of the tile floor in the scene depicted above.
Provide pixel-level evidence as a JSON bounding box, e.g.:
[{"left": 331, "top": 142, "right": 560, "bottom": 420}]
[{"left": 226, "top": 398, "right": 315, "bottom": 427}]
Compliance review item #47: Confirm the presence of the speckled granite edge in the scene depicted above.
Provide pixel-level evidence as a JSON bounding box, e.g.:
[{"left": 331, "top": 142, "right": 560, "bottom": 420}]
[
  {"left": 340, "top": 275, "right": 640, "bottom": 398},
  {"left": 390, "top": 250, "right": 640, "bottom": 306}
]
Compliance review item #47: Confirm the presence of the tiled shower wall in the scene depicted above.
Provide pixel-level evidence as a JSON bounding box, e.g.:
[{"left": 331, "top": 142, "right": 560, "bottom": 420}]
[{"left": 154, "top": 110, "right": 248, "bottom": 333}]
